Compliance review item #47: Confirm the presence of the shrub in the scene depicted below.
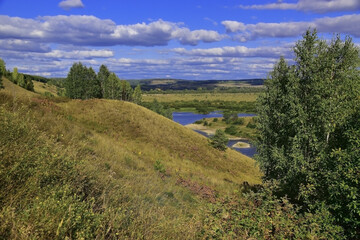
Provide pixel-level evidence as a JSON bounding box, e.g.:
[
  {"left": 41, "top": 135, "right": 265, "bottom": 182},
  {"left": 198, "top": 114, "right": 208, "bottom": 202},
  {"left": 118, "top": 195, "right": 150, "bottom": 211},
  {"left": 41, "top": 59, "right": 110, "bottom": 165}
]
[
  {"left": 210, "top": 129, "right": 228, "bottom": 151},
  {"left": 225, "top": 125, "right": 238, "bottom": 135}
]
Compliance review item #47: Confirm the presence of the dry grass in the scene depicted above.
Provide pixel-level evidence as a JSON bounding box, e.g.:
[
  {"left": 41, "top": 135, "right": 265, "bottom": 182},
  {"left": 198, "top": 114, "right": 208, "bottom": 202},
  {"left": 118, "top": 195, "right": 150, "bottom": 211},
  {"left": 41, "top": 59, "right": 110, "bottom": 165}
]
[
  {"left": 33, "top": 81, "right": 59, "bottom": 96},
  {"left": 0, "top": 78, "right": 262, "bottom": 239}
]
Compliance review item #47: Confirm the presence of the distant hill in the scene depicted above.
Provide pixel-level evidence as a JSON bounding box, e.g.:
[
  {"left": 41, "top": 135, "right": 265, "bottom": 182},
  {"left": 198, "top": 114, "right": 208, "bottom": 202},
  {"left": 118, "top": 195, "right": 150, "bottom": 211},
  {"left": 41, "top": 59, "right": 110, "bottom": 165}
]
[{"left": 128, "top": 78, "right": 265, "bottom": 91}]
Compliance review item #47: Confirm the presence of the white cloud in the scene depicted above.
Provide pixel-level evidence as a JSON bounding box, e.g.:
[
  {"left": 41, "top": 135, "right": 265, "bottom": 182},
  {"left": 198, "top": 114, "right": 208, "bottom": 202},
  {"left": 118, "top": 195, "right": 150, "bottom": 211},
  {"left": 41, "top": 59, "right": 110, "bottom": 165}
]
[
  {"left": 222, "top": 14, "right": 360, "bottom": 41},
  {"left": 0, "top": 15, "right": 223, "bottom": 47},
  {"left": 59, "top": 0, "right": 84, "bottom": 10},
  {"left": 172, "top": 45, "right": 292, "bottom": 58},
  {"left": 0, "top": 39, "right": 51, "bottom": 52},
  {"left": 239, "top": 0, "right": 360, "bottom": 13}
]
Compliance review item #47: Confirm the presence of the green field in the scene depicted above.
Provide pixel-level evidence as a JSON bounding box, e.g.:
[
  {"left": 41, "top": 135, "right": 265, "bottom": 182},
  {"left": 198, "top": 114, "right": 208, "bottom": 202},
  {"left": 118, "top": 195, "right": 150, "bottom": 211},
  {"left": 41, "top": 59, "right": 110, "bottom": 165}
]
[{"left": 143, "top": 92, "right": 259, "bottom": 102}]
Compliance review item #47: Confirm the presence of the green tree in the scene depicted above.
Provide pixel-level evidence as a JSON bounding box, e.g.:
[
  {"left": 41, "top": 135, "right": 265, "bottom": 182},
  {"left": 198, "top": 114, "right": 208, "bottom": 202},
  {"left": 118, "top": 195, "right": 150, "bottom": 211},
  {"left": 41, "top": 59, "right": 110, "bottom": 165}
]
[
  {"left": 17, "top": 74, "right": 25, "bottom": 88},
  {"left": 24, "top": 75, "right": 34, "bottom": 91},
  {"left": 120, "top": 80, "right": 133, "bottom": 101},
  {"left": 103, "top": 72, "right": 121, "bottom": 99},
  {"left": 65, "top": 62, "right": 101, "bottom": 99},
  {"left": 210, "top": 129, "right": 228, "bottom": 151},
  {"left": 84, "top": 67, "right": 101, "bottom": 99},
  {"left": 256, "top": 29, "right": 360, "bottom": 237},
  {"left": 149, "top": 99, "right": 173, "bottom": 119},
  {"left": 12, "top": 67, "right": 18, "bottom": 84},
  {"left": 97, "top": 64, "right": 110, "bottom": 98},
  {"left": 0, "top": 58, "right": 5, "bottom": 89},
  {"left": 132, "top": 84, "right": 142, "bottom": 104}
]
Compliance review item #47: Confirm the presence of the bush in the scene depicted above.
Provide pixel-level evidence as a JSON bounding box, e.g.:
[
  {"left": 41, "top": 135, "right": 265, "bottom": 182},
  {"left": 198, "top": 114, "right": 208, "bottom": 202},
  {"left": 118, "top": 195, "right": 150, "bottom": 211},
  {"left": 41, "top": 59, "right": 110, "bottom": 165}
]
[
  {"left": 200, "top": 184, "right": 343, "bottom": 239},
  {"left": 213, "top": 118, "right": 218, "bottom": 122},
  {"left": 210, "top": 129, "right": 228, "bottom": 151},
  {"left": 233, "top": 118, "right": 244, "bottom": 125},
  {"left": 225, "top": 125, "right": 238, "bottom": 135}
]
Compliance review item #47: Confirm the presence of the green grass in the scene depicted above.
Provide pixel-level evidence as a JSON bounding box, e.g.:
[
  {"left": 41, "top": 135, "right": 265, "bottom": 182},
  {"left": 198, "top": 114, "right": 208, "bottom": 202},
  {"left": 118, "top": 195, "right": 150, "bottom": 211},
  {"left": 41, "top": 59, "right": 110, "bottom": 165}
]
[
  {"left": 143, "top": 92, "right": 259, "bottom": 102},
  {"left": 0, "top": 78, "right": 261, "bottom": 239},
  {"left": 191, "top": 117, "right": 259, "bottom": 140}
]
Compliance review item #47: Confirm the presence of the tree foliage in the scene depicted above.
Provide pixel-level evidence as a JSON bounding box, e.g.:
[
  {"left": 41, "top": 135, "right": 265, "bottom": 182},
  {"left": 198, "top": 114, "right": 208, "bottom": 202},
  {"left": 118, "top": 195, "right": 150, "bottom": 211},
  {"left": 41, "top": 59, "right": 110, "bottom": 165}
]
[
  {"left": 210, "top": 129, "right": 228, "bottom": 151},
  {"left": 0, "top": 58, "right": 5, "bottom": 89},
  {"left": 256, "top": 29, "right": 360, "bottom": 237},
  {"left": 132, "top": 84, "right": 142, "bottom": 104},
  {"left": 65, "top": 62, "right": 138, "bottom": 102}
]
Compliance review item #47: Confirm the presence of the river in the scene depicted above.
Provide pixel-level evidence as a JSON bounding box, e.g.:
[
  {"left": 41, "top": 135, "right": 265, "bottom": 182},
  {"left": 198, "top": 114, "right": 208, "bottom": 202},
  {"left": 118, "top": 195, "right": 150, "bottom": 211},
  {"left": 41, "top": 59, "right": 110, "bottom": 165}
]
[{"left": 172, "top": 111, "right": 257, "bottom": 158}]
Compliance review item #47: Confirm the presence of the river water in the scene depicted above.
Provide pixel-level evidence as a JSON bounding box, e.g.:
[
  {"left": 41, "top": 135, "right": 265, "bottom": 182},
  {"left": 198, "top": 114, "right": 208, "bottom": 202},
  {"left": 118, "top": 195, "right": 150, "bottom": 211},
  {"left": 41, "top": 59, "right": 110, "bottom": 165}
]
[{"left": 172, "top": 111, "right": 257, "bottom": 158}]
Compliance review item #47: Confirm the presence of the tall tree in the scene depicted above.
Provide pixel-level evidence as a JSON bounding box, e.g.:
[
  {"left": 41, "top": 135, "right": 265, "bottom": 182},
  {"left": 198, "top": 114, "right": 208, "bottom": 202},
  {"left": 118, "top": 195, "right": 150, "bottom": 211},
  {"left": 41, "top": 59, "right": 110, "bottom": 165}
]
[
  {"left": 12, "top": 67, "right": 18, "bottom": 84},
  {"left": 0, "top": 58, "right": 5, "bottom": 89},
  {"left": 65, "top": 62, "right": 101, "bottom": 99},
  {"left": 103, "top": 72, "right": 121, "bottom": 99},
  {"left": 97, "top": 64, "right": 110, "bottom": 98},
  {"left": 17, "top": 74, "right": 25, "bottom": 88},
  {"left": 256, "top": 29, "right": 360, "bottom": 237},
  {"left": 120, "top": 80, "right": 133, "bottom": 101},
  {"left": 132, "top": 84, "right": 142, "bottom": 104}
]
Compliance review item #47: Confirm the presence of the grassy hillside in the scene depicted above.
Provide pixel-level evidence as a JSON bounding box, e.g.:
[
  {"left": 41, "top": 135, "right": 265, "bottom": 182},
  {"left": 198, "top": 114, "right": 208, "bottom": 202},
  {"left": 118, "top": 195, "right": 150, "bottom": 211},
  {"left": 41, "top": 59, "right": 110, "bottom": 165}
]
[{"left": 0, "top": 78, "right": 261, "bottom": 239}]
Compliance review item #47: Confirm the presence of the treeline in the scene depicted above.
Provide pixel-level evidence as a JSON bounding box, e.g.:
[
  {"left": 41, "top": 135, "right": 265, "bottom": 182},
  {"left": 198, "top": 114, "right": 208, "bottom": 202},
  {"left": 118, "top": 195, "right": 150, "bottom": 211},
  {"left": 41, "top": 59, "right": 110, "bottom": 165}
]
[
  {"left": 144, "top": 99, "right": 257, "bottom": 114},
  {"left": 64, "top": 62, "right": 142, "bottom": 104},
  {"left": 0, "top": 58, "right": 34, "bottom": 91},
  {"left": 143, "top": 87, "right": 264, "bottom": 94}
]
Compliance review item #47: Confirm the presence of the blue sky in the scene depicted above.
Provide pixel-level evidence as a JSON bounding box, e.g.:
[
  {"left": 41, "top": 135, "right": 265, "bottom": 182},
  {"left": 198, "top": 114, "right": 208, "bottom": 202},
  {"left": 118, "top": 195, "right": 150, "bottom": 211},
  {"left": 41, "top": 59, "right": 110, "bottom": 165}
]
[{"left": 0, "top": 0, "right": 359, "bottom": 80}]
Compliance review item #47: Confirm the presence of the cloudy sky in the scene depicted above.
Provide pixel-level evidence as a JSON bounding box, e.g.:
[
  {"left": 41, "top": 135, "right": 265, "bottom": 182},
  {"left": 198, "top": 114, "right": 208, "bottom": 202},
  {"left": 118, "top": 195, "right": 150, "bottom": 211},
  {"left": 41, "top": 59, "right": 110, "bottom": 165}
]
[{"left": 0, "top": 0, "right": 359, "bottom": 80}]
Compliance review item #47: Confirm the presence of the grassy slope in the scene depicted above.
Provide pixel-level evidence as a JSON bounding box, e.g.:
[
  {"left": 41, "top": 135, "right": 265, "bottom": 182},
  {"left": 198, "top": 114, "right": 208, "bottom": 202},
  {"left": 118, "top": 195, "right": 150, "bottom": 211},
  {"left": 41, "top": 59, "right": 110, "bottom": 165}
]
[
  {"left": 0, "top": 78, "right": 261, "bottom": 239},
  {"left": 33, "top": 80, "right": 59, "bottom": 97}
]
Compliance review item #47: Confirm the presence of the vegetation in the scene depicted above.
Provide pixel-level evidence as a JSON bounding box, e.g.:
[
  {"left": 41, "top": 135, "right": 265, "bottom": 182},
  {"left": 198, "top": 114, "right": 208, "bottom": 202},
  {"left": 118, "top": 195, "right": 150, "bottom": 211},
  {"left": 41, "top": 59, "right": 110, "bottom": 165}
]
[
  {"left": 257, "top": 30, "right": 360, "bottom": 238},
  {"left": 0, "top": 78, "right": 262, "bottom": 239},
  {"left": 192, "top": 116, "right": 258, "bottom": 141},
  {"left": 6, "top": 66, "right": 35, "bottom": 91},
  {"left": 143, "top": 92, "right": 259, "bottom": 102},
  {"left": 0, "top": 58, "right": 5, "bottom": 89},
  {"left": 64, "top": 62, "right": 138, "bottom": 102},
  {"left": 130, "top": 78, "right": 264, "bottom": 92},
  {"left": 147, "top": 99, "right": 173, "bottom": 119},
  {"left": 210, "top": 129, "right": 228, "bottom": 151}
]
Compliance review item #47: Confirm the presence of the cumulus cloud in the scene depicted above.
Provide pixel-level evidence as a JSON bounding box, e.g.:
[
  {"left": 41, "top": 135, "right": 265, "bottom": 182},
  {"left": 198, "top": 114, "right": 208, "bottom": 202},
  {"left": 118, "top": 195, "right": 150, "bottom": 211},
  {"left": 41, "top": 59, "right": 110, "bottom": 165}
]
[
  {"left": 222, "top": 14, "right": 360, "bottom": 41},
  {"left": 0, "top": 15, "right": 223, "bottom": 47},
  {"left": 59, "top": 0, "right": 84, "bottom": 10},
  {"left": 239, "top": 0, "right": 360, "bottom": 13},
  {"left": 172, "top": 45, "right": 292, "bottom": 58}
]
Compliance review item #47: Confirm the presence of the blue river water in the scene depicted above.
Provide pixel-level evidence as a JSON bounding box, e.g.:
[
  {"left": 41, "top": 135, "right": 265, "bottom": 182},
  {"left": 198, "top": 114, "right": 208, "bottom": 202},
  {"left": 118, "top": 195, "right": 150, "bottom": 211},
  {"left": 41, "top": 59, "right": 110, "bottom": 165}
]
[{"left": 172, "top": 111, "right": 257, "bottom": 158}]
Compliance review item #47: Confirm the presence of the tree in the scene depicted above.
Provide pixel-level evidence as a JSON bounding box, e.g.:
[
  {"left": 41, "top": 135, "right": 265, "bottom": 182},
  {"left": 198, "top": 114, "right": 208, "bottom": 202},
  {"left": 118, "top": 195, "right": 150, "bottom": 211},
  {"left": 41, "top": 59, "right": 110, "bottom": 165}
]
[
  {"left": 84, "top": 67, "right": 101, "bottom": 99},
  {"left": 12, "top": 67, "right": 18, "bottom": 84},
  {"left": 256, "top": 29, "right": 360, "bottom": 237},
  {"left": 103, "top": 72, "right": 121, "bottom": 99},
  {"left": 0, "top": 58, "right": 5, "bottom": 89},
  {"left": 210, "top": 129, "right": 228, "bottom": 151},
  {"left": 97, "top": 64, "right": 110, "bottom": 98},
  {"left": 17, "top": 74, "right": 25, "bottom": 88},
  {"left": 65, "top": 62, "right": 101, "bottom": 99},
  {"left": 132, "top": 84, "right": 142, "bottom": 104},
  {"left": 24, "top": 75, "right": 34, "bottom": 91}
]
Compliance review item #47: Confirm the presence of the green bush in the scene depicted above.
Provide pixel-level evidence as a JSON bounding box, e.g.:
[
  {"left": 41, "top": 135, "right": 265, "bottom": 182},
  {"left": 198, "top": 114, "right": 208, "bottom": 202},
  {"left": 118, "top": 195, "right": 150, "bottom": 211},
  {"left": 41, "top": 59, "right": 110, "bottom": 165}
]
[
  {"left": 224, "top": 125, "right": 238, "bottom": 135},
  {"left": 200, "top": 185, "right": 343, "bottom": 239},
  {"left": 233, "top": 118, "right": 244, "bottom": 125},
  {"left": 210, "top": 129, "right": 228, "bottom": 151}
]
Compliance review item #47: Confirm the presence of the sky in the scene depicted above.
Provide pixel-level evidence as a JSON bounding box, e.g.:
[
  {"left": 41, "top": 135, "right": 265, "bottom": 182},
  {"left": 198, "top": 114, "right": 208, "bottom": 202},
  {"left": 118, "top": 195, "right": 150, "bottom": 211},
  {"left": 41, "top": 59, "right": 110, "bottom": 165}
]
[{"left": 0, "top": 0, "right": 359, "bottom": 80}]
